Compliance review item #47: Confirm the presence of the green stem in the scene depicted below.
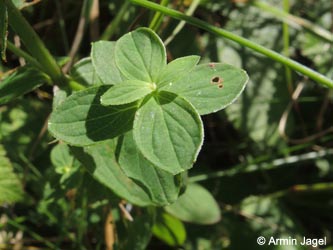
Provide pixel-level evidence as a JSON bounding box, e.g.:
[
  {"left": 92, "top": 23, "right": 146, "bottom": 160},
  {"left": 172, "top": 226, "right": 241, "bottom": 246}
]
[
  {"left": 164, "top": 0, "right": 200, "bottom": 45},
  {"left": 101, "top": 0, "right": 130, "bottom": 40},
  {"left": 282, "top": 0, "right": 289, "bottom": 55},
  {"left": 189, "top": 148, "right": 333, "bottom": 182},
  {"left": 5, "top": 0, "right": 65, "bottom": 84},
  {"left": 68, "top": 78, "right": 86, "bottom": 91},
  {"left": 282, "top": 0, "right": 293, "bottom": 93},
  {"left": 251, "top": 181, "right": 333, "bottom": 200},
  {"left": 253, "top": 0, "right": 333, "bottom": 43},
  {"left": 55, "top": 0, "right": 70, "bottom": 53},
  {"left": 130, "top": 0, "right": 333, "bottom": 88},
  {"left": 7, "top": 41, "right": 44, "bottom": 71},
  {"left": 149, "top": 0, "right": 169, "bottom": 31},
  {"left": 62, "top": 0, "right": 91, "bottom": 73},
  {"left": 291, "top": 182, "right": 333, "bottom": 193},
  {"left": 19, "top": 153, "right": 42, "bottom": 178}
]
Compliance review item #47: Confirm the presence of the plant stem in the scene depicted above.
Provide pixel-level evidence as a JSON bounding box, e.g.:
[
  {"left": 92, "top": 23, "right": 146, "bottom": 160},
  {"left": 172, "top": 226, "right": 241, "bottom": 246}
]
[
  {"left": 89, "top": 0, "right": 100, "bottom": 41},
  {"left": 149, "top": 0, "right": 169, "bottom": 31},
  {"left": 282, "top": 0, "right": 293, "bottom": 93},
  {"left": 68, "top": 78, "right": 86, "bottom": 91},
  {"left": 130, "top": 0, "right": 333, "bottom": 88},
  {"left": 164, "top": 0, "right": 200, "bottom": 46},
  {"left": 101, "top": 0, "right": 130, "bottom": 40},
  {"left": 189, "top": 148, "right": 333, "bottom": 182},
  {"left": 62, "top": 0, "right": 90, "bottom": 73},
  {"left": 55, "top": 0, "right": 70, "bottom": 53},
  {"left": 253, "top": 0, "right": 333, "bottom": 43},
  {"left": 291, "top": 182, "right": 333, "bottom": 193},
  {"left": 7, "top": 41, "right": 44, "bottom": 71},
  {"left": 5, "top": 0, "right": 65, "bottom": 85}
]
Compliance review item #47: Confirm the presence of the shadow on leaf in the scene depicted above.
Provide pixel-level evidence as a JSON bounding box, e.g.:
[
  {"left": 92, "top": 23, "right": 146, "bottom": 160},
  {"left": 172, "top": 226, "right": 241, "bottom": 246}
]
[{"left": 85, "top": 86, "right": 138, "bottom": 142}]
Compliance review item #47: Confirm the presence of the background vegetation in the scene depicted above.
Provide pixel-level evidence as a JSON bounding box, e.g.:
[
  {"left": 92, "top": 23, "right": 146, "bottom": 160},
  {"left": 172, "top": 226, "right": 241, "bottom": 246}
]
[{"left": 0, "top": 0, "right": 332, "bottom": 249}]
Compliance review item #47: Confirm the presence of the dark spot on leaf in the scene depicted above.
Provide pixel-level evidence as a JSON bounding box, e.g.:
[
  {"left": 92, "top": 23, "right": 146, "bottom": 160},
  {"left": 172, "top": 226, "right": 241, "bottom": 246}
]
[
  {"left": 211, "top": 76, "right": 223, "bottom": 85},
  {"left": 209, "top": 63, "right": 215, "bottom": 68},
  {"left": 218, "top": 84, "right": 224, "bottom": 89}
]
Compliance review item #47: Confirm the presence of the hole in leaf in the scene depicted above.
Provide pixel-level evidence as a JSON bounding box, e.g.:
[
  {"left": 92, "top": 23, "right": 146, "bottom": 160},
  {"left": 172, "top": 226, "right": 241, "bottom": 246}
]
[
  {"left": 211, "top": 76, "right": 223, "bottom": 85},
  {"left": 218, "top": 84, "right": 224, "bottom": 89}
]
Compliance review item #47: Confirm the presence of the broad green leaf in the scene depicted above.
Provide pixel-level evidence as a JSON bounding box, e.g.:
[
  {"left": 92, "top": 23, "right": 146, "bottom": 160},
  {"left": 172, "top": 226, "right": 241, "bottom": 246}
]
[
  {"left": 51, "top": 143, "right": 74, "bottom": 172},
  {"left": 52, "top": 88, "right": 67, "bottom": 109},
  {"left": 71, "top": 140, "right": 154, "bottom": 206},
  {"left": 51, "top": 144, "right": 79, "bottom": 184},
  {"left": 115, "top": 28, "right": 166, "bottom": 82},
  {"left": 48, "top": 86, "right": 137, "bottom": 146},
  {"left": 165, "top": 183, "right": 221, "bottom": 225},
  {"left": 0, "top": 0, "right": 7, "bottom": 61},
  {"left": 157, "top": 55, "right": 200, "bottom": 87},
  {"left": 91, "top": 41, "right": 124, "bottom": 85},
  {"left": 101, "top": 80, "right": 155, "bottom": 106},
  {"left": 133, "top": 91, "right": 203, "bottom": 175},
  {"left": 0, "top": 145, "right": 23, "bottom": 205},
  {"left": 0, "top": 66, "right": 50, "bottom": 105},
  {"left": 161, "top": 63, "right": 248, "bottom": 115},
  {"left": 118, "top": 131, "right": 183, "bottom": 205},
  {"left": 70, "top": 57, "right": 102, "bottom": 86},
  {"left": 152, "top": 212, "right": 186, "bottom": 247}
]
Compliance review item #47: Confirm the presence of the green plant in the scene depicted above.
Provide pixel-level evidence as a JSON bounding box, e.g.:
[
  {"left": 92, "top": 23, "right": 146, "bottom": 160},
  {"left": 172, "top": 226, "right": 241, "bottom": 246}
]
[
  {"left": 45, "top": 27, "right": 248, "bottom": 209},
  {"left": 49, "top": 27, "right": 248, "bottom": 179},
  {"left": 1, "top": 0, "right": 333, "bottom": 249}
]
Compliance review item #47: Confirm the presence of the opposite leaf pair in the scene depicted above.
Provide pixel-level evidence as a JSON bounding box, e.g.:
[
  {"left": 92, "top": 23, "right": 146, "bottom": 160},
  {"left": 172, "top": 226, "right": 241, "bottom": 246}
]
[{"left": 48, "top": 28, "right": 248, "bottom": 175}]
